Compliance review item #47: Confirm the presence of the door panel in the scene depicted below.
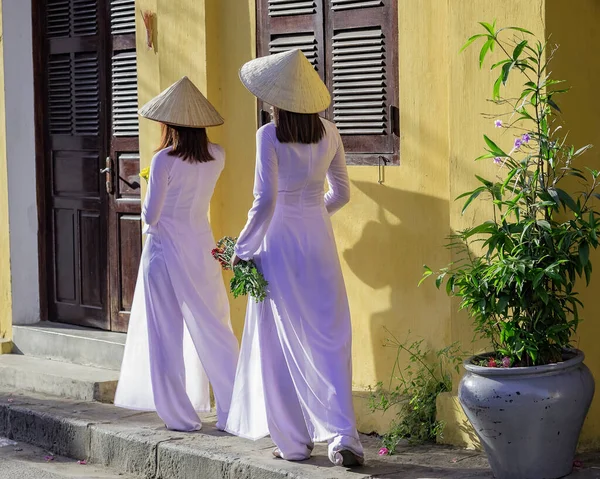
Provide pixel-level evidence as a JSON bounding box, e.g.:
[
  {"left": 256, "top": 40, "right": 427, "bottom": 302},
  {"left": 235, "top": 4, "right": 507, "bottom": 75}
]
[
  {"left": 118, "top": 214, "right": 142, "bottom": 311},
  {"left": 107, "top": 0, "right": 141, "bottom": 332},
  {"left": 80, "top": 211, "right": 103, "bottom": 307},
  {"left": 44, "top": 0, "right": 109, "bottom": 329},
  {"left": 52, "top": 204, "right": 107, "bottom": 328},
  {"left": 108, "top": 139, "right": 141, "bottom": 332},
  {"left": 52, "top": 150, "right": 101, "bottom": 195},
  {"left": 39, "top": 0, "right": 141, "bottom": 331},
  {"left": 54, "top": 208, "right": 77, "bottom": 303}
]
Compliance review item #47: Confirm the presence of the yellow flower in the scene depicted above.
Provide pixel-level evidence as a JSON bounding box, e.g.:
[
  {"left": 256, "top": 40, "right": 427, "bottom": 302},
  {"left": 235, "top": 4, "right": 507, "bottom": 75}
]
[{"left": 139, "top": 166, "right": 150, "bottom": 182}]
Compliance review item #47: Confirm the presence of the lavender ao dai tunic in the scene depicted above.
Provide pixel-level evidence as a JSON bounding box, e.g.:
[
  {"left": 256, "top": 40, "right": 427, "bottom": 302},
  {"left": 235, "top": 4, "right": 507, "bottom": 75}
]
[
  {"left": 115, "top": 144, "right": 239, "bottom": 432},
  {"left": 226, "top": 120, "right": 364, "bottom": 461}
]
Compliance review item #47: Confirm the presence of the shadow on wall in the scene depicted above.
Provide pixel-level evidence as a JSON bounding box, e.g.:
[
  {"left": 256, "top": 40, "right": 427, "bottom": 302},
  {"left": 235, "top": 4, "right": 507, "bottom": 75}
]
[
  {"left": 545, "top": 0, "right": 600, "bottom": 448},
  {"left": 342, "top": 180, "right": 451, "bottom": 385}
]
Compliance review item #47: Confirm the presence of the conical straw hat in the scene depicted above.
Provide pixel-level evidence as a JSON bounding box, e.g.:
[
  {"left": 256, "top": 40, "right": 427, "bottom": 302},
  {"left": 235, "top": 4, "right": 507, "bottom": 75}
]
[
  {"left": 239, "top": 49, "right": 331, "bottom": 114},
  {"left": 139, "top": 76, "right": 224, "bottom": 127}
]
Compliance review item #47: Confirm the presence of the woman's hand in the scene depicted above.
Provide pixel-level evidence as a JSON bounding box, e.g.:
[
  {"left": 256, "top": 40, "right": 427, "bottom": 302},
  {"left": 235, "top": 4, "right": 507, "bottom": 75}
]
[{"left": 231, "top": 254, "right": 242, "bottom": 268}]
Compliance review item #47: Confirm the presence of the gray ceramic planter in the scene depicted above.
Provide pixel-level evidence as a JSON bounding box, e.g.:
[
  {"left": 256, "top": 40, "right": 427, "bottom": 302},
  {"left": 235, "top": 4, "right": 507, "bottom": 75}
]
[{"left": 459, "top": 350, "right": 594, "bottom": 479}]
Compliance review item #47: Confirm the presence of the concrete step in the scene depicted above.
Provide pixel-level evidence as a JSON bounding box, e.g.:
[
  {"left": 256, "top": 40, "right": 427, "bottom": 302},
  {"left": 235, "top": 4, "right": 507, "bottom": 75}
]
[
  {"left": 12, "top": 322, "right": 126, "bottom": 371},
  {"left": 0, "top": 355, "right": 119, "bottom": 403}
]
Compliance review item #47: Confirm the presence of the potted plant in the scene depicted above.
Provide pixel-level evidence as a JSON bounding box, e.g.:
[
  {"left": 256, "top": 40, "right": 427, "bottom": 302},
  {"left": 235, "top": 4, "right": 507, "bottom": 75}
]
[{"left": 422, "top": 22, "right": 596, "bottom": 479}]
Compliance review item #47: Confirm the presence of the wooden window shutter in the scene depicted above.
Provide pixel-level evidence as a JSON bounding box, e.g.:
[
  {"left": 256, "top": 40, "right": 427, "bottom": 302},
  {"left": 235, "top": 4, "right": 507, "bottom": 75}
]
[
  {"left": 46, "top": 0, "right": 102, "bottom": 138},
  {"left": 111, "top": 51, "right": 138, "bottom": 137},
  {"left": 73, "top": 0, "right": 99, "bottom": 36},
  {"left": 48, "top": 55, "right": 72, "bottom": 135},
  {"left": 110, "top": 0, "right": 136, "bottom": 35},
  {"left": 47, "top": 52, "right": 101, "bottom": 136},
  {"left": 46, "top": 0, "right": 71, "bottom": 38},
  {"left": 47, "top": 0, "right": 99, "bottom": 38},
  {"left": 109, "top": 0, "right": 138, "bottom": 140},
  {"left": 257, "top": 0, "right": 325, "bottom": 125},
  {"left": 255, "top": 0, "right": 398, "bottom": 164},
  {"left": 325, "top": 0, "right": 398, "bottom": 165},
  {"left": 257, "top": 0, "right": 324, "bottom": 71},
  {"left": 73, "top": 52, "right": 101, "bottom": 135}
]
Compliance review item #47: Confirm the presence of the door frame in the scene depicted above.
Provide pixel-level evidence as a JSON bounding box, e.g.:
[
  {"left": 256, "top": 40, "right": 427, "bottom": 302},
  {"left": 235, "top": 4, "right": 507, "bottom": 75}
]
[
  {"left": 31, "top": 0, "right": 112, "bottom": 328},
  {"left": 31, "top": 0, "right": 49, "bottom": 322}
]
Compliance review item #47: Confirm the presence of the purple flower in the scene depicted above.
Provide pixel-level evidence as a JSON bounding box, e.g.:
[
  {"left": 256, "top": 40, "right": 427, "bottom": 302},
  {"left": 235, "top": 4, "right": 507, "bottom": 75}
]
[
  {"left": 493, "top": 157, "right": 502, "bottom": 165},
  {"left": 522, "top": 133, "right": 531, "bottom": 143},
  {"left": 514, "top": 138, "right": 523, "bottom": 149},
  {"left": 378, "top": 447, "right": 389, "bottom": 456},
  {"left": 502, "top": 357, "right": 511, "bottom": 368},
  {"left": 494, "top": 120, "right": 503, "bottom": 128}
]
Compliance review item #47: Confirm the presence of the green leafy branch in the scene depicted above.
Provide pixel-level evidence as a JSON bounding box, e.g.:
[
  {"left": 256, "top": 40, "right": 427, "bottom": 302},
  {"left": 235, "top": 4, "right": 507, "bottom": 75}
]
[
  {"left": 422, "top": 22, "right": 598, "bottom": 367},
  {"left": 369, "top": 329, "right": 463, "bottom": 452}
]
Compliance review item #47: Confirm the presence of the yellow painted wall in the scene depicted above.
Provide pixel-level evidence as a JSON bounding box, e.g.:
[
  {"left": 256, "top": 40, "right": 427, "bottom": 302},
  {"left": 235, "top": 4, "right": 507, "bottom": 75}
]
[
  {"left": 438, "top": 0, "right": 600, "bottom": 450},
  {"left": 446, "top": 2, "right": 545, "bottom": 363},
  {"left": 0, "top": 0, "right": 13, "bottom": 345},
  {"left": 209, "top": 0, "right": 545, "bottom": 436},
  {"left": 546, "top": 0, "right": 600, "bottom": 449},
  {"left": 207, "top": 0, "right": 454, "bottom": 430},
  {"left": 134, "top": 0, "right": 224, "bottom": 195},
  {"left": 438, "top": 0, "right": 545, "bottom": 448},
  {"left": 134, "top": 0, "right": 600, "bottom": 444},
  {"left": 209, "top": 0, "right": 257, "bottom": 338},
  {"left": 136, "top": 0, "right": 158, "bottom": 207}
]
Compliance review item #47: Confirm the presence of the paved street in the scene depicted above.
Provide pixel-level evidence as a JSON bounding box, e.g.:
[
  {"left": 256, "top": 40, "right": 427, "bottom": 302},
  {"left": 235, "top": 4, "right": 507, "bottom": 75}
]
[{"left": 0, "top": 437, "right": 137, "bottom": 479}]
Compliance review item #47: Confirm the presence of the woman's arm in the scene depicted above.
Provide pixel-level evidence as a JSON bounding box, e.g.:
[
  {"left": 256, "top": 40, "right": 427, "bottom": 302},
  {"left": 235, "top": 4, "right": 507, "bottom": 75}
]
[
  {"left": 142, "top": 152, "right": 170, "bottom": 226},
  {"left": 234, "top": 127, "right": 279, "bottom": 260},
  {"left": 324, "top": 129, "right": 350, "bottom": 215}
]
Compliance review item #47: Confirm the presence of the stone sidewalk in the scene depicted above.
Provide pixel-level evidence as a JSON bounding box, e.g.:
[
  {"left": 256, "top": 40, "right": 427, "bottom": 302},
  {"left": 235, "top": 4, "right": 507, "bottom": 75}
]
[{"left": 0, "top": 388, "right": 599, "bottom": 479}]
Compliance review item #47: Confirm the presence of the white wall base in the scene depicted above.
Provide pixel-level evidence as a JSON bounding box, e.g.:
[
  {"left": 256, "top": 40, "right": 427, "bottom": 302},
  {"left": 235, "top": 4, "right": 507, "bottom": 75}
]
[{"left": 2, "top": 0, "right": 40, "bottom": 325}]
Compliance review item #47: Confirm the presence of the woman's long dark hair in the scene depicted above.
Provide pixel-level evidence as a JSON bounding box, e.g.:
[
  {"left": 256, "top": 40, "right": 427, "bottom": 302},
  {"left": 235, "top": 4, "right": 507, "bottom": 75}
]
[
  {"left": 273, "top": 108, "right": 325, "bottom": 144},
  {"left": 157, "top": 124, "right": 214, "bottom": 163}
]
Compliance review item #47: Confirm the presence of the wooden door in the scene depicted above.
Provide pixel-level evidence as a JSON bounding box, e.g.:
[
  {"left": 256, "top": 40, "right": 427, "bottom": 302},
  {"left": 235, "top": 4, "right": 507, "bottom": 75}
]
[
  {"left": 43, "top": 0, "right": 110, "bottom": 329},
  {"left": 39, "top": 0, "right": 141, "bottom": 331},
  {"left": 107, "top": 0, "right": 141, "bottom": 332}
]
